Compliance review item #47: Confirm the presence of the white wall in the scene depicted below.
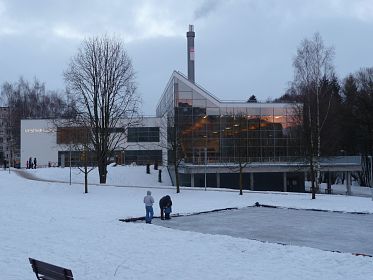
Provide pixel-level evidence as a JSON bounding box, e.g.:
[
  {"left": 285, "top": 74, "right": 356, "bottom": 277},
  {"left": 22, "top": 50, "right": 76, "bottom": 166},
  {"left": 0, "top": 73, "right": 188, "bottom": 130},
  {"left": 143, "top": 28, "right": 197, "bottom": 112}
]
[
  {"left": 20, "top": 117, "right": 168, "bottom": 168},
  {"left": 20, "top": 119, "right": 59, "bottom": 168}
]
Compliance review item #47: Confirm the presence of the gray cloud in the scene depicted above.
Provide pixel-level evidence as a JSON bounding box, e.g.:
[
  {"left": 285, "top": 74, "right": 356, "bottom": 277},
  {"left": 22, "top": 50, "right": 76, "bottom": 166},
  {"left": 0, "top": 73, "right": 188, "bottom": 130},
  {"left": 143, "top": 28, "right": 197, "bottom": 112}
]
[
  {"left": 0, "top": 0, "right": 372, "bottom": 114},
  {"left": 194, "top": 0, "right": 222, "bottom": 20}
]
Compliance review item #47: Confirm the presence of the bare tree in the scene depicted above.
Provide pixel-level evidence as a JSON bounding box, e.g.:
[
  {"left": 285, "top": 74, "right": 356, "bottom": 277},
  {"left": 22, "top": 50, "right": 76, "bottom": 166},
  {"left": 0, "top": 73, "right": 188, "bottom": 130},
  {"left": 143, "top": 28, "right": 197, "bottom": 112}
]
[
  {"left": 55, "top": 124, "right": 94, "bottom": 193},
  {"left": 292, "top": 33, "right": 335, "bottom": 199},
  {"left": 170, "top": 125, "right": 184, "bottom": 193},
  {"left": 223, "top": 114, "right": 251, "bottom": 195},
  {"left": 64, "top": 35, "right": 141, "bottom": 184},
  {"left": 158, "top": 113, "right": 183, "bottom": 193},
  {"left": 1, "top": 78, "right": 70, "bottom": 162}
]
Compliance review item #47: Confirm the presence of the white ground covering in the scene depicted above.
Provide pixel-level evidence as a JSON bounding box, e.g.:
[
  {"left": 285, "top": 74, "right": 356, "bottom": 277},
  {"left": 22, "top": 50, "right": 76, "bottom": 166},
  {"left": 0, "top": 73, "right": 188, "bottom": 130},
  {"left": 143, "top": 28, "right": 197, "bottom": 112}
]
[
  {"left": 30, "top": 164, "right": 173, "bottom": 186},
  {"left": 1, "top": 166, "right": 373, "bottom": 279}
]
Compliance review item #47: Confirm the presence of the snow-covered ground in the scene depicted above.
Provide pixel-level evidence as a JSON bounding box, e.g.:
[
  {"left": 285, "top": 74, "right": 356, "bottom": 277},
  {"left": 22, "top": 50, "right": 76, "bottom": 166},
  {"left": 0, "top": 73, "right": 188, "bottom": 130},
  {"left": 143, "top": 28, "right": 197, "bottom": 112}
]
[
  {"left": 1, "top": 166, "right": 373, "bottom": 279},
  {"left": 27, "top": 163, "right": 173, "bottom": 186}
]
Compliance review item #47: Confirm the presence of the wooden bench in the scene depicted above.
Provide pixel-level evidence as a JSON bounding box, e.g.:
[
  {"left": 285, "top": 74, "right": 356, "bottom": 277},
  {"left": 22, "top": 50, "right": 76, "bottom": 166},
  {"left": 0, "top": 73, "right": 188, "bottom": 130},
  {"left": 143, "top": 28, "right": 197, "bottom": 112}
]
[{"left": 29, "top": 258, "right": 74, "bottom": 280}]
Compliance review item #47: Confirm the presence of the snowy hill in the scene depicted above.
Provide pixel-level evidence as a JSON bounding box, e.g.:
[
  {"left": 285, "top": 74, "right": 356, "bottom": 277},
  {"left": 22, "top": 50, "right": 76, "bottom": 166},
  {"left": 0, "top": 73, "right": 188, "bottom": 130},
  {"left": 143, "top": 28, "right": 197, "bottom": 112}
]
[{"left": 1, "top": 167, "right": 373, "bottom": 279}]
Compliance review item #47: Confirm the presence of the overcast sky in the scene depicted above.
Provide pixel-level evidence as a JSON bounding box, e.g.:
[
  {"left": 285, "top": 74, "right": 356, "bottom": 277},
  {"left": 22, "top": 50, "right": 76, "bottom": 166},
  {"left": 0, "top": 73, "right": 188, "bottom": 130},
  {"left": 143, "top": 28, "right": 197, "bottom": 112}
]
[{"left": 0, "top": 0, "right": 372, "bottom": 114}]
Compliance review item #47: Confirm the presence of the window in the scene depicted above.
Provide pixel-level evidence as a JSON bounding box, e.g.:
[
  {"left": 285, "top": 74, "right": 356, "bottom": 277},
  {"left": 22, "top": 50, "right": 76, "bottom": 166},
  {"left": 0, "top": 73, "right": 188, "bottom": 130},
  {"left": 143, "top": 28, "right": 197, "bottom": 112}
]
[
  {"left": 58, "top": 151, "right": 96, "bottom": 167},
  {"left": 127, "top": 127, "right": 160, "bottom": 142},
  {"left": 109, "top": 127, "right": 125, "bottom": 133},
  {"left": 125, "top": 150, "right": 162, "bottom": 165},
  {"left": 57, "top": 127, "right": 89, "bottom": 144}
]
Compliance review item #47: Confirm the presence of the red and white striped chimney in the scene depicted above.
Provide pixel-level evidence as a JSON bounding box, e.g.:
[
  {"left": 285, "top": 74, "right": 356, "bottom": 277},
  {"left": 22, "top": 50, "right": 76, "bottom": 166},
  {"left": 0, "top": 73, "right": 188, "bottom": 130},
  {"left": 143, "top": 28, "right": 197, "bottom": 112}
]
[{"left": 186, "top": 24, "right": 195, "bottom": 83}]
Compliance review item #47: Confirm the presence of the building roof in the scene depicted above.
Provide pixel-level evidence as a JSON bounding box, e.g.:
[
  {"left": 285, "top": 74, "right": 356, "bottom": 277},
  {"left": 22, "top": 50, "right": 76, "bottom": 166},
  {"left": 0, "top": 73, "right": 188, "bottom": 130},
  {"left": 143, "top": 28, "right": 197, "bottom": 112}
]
[{"left": 157, "top": 71, "right": 298, "bottom": 111}]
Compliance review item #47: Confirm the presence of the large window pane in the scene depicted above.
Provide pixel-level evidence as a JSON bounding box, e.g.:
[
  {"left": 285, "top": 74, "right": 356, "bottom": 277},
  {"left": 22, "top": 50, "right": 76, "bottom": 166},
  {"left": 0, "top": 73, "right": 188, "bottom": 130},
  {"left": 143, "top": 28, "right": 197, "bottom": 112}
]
[
  {"left": 127, "top": 127, "right": 160, "bottom": 142},
  {"left": 125, "top": 150, "right": 162, "bottom": 165}
]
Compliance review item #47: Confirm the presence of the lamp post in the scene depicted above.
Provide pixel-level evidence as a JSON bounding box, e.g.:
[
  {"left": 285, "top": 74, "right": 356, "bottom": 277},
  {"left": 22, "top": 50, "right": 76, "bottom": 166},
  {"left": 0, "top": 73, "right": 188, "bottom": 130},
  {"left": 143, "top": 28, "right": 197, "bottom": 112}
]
[
  {"left": 69, "top": 142, "right": 72, "bottom": 186},
  {"left": 8, "top": 140, "right": 12, "bottom": 174},
  {"left": 204, "top": 115, "right": 208, "bottom": 191},
  {"left": 204, "top": 147, "right": 207, "bottom": 191},
  {"left": 369, "top": 155, "right": 372, "bottom": 188}
]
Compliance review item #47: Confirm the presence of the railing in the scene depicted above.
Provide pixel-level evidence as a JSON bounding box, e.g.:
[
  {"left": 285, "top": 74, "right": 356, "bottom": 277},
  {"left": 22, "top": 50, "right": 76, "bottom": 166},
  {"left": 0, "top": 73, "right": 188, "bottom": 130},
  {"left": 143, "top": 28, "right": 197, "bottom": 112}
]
[{"left": 181, "top": 155, "right": 362, "bottom": 165}]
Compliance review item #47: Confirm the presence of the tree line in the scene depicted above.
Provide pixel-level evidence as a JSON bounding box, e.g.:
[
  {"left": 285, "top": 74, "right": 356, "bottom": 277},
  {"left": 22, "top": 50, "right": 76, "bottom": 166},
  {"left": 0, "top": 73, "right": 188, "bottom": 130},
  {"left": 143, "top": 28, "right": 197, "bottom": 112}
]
[
  {"left": 0, "top": 78, "right": 73, "bottom": 157},
  {"left": 275, "top": 33, "right": 373, "bottom": 193}
]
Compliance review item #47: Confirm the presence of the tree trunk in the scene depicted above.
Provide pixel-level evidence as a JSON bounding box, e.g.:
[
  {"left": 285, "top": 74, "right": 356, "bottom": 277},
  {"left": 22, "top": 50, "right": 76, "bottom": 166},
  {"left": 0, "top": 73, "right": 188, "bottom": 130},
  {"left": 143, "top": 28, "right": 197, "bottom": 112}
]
[
  {"left": 173, "top": 132, "right": 180, "bottom": 193},
  {"left": 309, "top": 151, "right": 316, "bottom": 198},
  {"left": 308, "top": 97, "right": 316, "bottom": 200},
  {"left": 239, "top": 166, "right": 243, "bottom": 195},
  {"left": 84, "top": 150, "right": 88, "bottom": 193},
  {"left": 311, "top": 167, "right": 316, "bottom": 199},
  {"left": 98, "top": 158, "right": 107, "bottom": 184},
  {"left": 99, "top": 171, "right": 107, "bottom": 183},
  {"left": 316, "top": 84, "right": 321, "bottom": 193},
  {"left": 175, "top": 163, "right": 180, "bottom": 193},
  {"left": 85, "top": 165, "right": 88, "bottom": 193}
]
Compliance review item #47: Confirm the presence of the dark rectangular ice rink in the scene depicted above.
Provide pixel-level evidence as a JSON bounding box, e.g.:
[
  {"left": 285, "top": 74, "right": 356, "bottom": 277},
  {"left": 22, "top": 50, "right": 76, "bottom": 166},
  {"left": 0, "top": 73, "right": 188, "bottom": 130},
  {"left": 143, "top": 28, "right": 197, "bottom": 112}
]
[{"left": 154, "top": 207, "right": 373, "bottom": 256}]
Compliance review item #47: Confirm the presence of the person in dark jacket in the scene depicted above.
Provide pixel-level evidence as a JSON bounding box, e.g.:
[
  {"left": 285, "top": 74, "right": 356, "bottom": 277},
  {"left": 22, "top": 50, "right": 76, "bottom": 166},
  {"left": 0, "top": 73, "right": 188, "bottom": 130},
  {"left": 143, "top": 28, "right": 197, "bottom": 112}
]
[{"left": 159, "top": 195, "right": 172, "bottom": 220}]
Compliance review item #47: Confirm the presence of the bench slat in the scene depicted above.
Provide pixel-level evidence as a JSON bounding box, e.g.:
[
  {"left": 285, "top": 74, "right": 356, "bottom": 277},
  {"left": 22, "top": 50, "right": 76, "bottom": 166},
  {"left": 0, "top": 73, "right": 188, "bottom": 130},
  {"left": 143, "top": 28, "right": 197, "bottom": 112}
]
[{"left": 29, "top": 258, "right": 74, "bottom": 280}]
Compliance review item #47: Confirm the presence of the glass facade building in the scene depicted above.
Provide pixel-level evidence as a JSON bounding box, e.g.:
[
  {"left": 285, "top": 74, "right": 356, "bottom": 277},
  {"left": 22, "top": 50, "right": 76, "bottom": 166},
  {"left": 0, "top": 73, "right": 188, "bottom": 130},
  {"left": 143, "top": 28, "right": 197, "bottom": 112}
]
[{"left": 157, "top": 71, "right": 302, "bottom": 166}]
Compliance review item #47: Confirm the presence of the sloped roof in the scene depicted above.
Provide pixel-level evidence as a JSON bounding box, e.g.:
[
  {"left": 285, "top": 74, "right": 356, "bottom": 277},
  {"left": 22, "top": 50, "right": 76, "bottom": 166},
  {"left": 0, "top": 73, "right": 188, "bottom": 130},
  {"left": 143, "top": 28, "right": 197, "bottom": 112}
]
[{"left": 158, "top": 71, "right": 296, "bottom": 110}]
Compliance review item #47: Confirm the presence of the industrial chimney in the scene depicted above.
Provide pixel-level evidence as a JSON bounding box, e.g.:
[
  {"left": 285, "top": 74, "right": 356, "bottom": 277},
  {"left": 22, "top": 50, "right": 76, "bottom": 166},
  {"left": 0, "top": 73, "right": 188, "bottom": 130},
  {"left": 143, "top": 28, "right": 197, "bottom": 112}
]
[{"left": 186, "top": 24, "right": 195, "bottom": 83}]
